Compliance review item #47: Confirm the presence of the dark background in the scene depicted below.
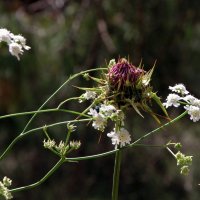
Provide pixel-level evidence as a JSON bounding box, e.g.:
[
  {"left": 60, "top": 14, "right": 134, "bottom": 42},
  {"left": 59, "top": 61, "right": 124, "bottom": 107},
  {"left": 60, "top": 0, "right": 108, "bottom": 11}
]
[{"left": 0, "top": 0, "right": 200, "bottom": 199}]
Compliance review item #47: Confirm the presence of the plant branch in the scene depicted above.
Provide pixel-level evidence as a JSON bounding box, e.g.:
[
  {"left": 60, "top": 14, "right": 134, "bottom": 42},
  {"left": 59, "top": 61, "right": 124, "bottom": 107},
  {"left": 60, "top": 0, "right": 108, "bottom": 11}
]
[
  {"left": 0, "top": 108, "right": 89, "bottom": 120},
  {"left": 20, "top": 68, "right": 107, "bottom": 134},
  {"left": 0, "top": 118, "right": 90, "bottom": 160},
  {"left": 9, "top": 158, "right": 65, "bottom": 193},
  {"left": 66, "top": 111, "right": 187, "bottom": 162}
]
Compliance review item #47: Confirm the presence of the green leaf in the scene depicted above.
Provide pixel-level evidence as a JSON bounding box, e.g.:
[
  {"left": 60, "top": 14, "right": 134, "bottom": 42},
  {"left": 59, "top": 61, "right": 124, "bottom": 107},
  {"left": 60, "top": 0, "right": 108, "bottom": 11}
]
[
  {"left": 151, "top": 92, "right": 168, "bottom": 117},
  {"left": 126, "top": 99, "right": 144, "bottom": 118},
  {"left": 73, "top": 86, "right": 101, "bottom": 92}
]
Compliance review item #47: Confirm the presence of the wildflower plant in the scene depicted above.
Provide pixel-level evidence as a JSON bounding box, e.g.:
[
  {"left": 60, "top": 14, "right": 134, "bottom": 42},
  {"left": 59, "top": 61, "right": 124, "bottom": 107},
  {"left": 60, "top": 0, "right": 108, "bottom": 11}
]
[{"left": 0, "top": 28, "right": 199, "bottom": 199}]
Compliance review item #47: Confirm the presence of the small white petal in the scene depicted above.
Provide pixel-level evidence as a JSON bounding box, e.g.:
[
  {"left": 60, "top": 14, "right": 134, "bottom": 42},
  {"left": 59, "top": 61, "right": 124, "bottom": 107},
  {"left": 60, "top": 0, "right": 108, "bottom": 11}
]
[
  {"left": 163, "top": 93, "right": 181, "bottom": 108},
  {"left": 82, "top": 91, "right": 96, "bottom": 100},
  {"left": 100, "top": 104, "right": 116, "bottom": 117},
  {"left": 107, "top": 127, "right": 131, "bottom": 149},
  {"left": 184, "top": 105, "right": 200, "bottom": 122},
  {"left": 0, "top": 28, "right": 12, "bottom": 43},
  {"left": 169, "top": 84, "right": 189, "bottom": 95},
  {"left": 9, "top": 42, "right": 23, "bottom": 60}
]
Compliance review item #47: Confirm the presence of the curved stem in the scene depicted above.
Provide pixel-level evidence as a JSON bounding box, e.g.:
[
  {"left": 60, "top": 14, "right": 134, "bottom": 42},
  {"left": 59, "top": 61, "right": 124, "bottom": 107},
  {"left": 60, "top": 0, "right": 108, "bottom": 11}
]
[
  {"left": 0, "top": 135, "right": 23, "bottom": 161},
  {"left": 66, "top": 111, "right": 187, "bottom": 162},
  {"left": 21, "top": 118, "right": 90, "bottom": 136},
  {"left": 112, "top": 150, "right": 122, "bottom": 200},
  {"left": 9, "top": 158, "right": 64, "bottom": 193},
  {"left": 57, "top": 97, "right": 80, "bottom": 109},
  {"left": 21, "top": 68, "right": 107, "bottom": 134},
  {"left": 0, "top": 118, "right": 90, "bottom": 161},
  {"left": 129, "top": 111, "right": 187, "bottom": 148},
  {"left": 0, "top": 108, "right": 89, "bottom": 120}
]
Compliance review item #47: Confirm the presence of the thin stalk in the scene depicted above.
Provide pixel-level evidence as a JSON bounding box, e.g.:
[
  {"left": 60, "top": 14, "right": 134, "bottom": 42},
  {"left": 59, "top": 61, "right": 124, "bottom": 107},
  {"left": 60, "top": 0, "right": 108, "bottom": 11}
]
[
  {"left": 112, "top": 150, "right": 122, "bottom": 200},
  {"left": 57, "top": 97, "right": 80, "bottom": 109},
  {"left": 66, "top": 111, "right": 187, "bottom": 162},
  {"left": 166, "top": 147, "right": 176, "bottom": 158},
  {"left": 21, "top": 118, "right": 90, "bottom": 136},
  {"left": 21, "top": 68, "right": 107, "bottom": 134},
  {"left": 0, "top": 108, "right": 89, "bottom": 120},
  {"left": 129, "top": 111, "right": 187, "bottom": 148},
  {"left": 0, "top": 135, "right": 23, "bottom": 160},
  {"left": 0, "top": 118, "right": 90, "bottom": 161},
  {"left": 9, "top": 158, "right": 64, "bottom": 193}
]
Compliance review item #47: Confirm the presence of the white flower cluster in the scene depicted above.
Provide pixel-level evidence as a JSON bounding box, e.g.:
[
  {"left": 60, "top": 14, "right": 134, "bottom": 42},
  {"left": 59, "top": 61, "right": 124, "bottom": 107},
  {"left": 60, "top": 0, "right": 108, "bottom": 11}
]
[
  {"left": 88, "top": 104, "right": 124, "bottom": 131},
  {"left": 107, "top": 127, "right": 131, "bottom": 149},
  {"left": 0, "top": 28, "right": 30, "bottom": 60},
  {"left": 79, "top": 91, "right": 97, "bottom": 103},
  {"left": 88, "top": 103, "right": 131, "bottom": 148},
  {"left": 164, "top": 84, "right": 200, "bottom": 122},
  {"left": 0, "top": 177, "right": 13, "bottom": 199}
]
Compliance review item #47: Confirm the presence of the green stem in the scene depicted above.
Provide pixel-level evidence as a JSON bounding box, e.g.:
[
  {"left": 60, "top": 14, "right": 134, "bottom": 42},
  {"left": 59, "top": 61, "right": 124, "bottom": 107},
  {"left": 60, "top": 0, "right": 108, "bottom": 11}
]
[
  {"left": 0, "top": 118, "right": 90, "bottom": 161},
  {"left": 0, "top": 108, "right": 89, "bottom": 120},
  {"left": 9, "top": 158, "right": 64, "bottom": 193},
  {"left": 21, "top": 118, "right": 90, "bottom": 136},
  {"left": 57, "top": 97, "right": 80, "bottom": 109},
  {"left": 66, "top": 111, "right": 187, "bottom": 162},
  {"left": 129, "top": 111, "right": 187, "bottom": 148},
  {"left": 166, "top": 147, "right": 176, "bottom": 158},
  {"left": 0, "top": 135, "right": 23, "bottom": 161},
  {"left": 20, "top": 68, "right": 107, "bottom": 134},
  {"left": 112, "top": 150, "right": 122, "bottom": 200}
]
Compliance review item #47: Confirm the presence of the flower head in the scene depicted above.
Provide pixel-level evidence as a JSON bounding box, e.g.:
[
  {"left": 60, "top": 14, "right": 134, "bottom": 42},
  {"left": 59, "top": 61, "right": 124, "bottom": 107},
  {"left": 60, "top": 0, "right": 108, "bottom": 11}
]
[
  {"left": 107, "top": 127, "right": 131, "bottom": 149},
  {"left": 99, "top": 104, "right": 116, "bottom": 117},
  {"left": 43, "top": 139, "right": 56, "bottom": 149},
  {"left": 0, "top": 176, "right": 13, "bottom": 199},
  {"left": 184, "top": 105, "right": 200, "bottom": 122},
  {"left": 80, "top": 91, "right": 96, "bottom": 103},
  {"left": 88, "top": 108, "right": 107, "bottom": 131},
  {"left": 9, "top": 42, "right": 23, "bottom": 60},
  {"left": 12, "top": 34, "right": 31, "bottom": 50},
  {"left": 0, "top": 28, "right": 30, "bottom": 60},
  {"left": 108, "top": 58, "right": 144, "bottom": 91},
  {"left": 169, "top": 84, "right": 189, "bottom": 95},
  {"left": 70, "top": 140, "right": 81, "bottom": 149},
  {"left": 163, "top": 93, "right": 181, "bottom": 108},
  {"left": 0, "top": 28, "right": 11, "bottom": 43}
]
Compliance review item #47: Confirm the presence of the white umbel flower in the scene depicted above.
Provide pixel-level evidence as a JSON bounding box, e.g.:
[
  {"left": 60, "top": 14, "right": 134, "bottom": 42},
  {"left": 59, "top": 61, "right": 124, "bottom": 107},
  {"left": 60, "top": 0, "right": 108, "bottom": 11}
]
[
  {"left": 184, "top": 105, "right": 200, "bottom": 122},
  {"left": 12, "top": 34, "right": 31, "bottom": 50},
  {"left": 79, "top": 91, "right": 96, "bottom": 103},
  {"left": 0, "top": 28, "right": 31, "bottom": 60},
  {"left": 163, "top": 93, "right": 181, "bottom": 108},
  {"left": 169, "top": 84, "right": 189, "bottom": 95},
  {"left": 107, "top": 127, "right": 131, "bottom": 149},
  {"left": 100, "top": 104, "right": 116, "bottom": 117},
  {"left": 9, "top": 42, "right": 23, "bottom": 60},
  {"left": 88, "top": 108, "right": 107, "bottom": 131},
  {"left": 0, "top": 28, "right": 11, "bottom": 43},
  {"left": 83, "top": 91, "right": 96, "bottom": 100},
  {"left": 182, "top": 95, "right": 200, "bottom": 107}
]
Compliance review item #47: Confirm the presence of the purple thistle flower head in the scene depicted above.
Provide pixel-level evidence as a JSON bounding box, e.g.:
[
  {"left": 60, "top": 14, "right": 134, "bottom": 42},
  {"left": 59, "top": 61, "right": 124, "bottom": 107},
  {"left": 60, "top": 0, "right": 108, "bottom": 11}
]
[{"left": 108, "top": 58, "right": 144, "bottom": 90}]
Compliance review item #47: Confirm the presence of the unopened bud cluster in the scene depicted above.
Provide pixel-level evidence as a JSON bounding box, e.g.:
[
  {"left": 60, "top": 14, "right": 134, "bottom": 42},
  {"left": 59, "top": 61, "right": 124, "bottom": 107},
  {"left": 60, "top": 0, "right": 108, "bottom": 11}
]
[
  {"left": 0, "top": 177, "right": 13, "bottom": 199},
  {"left": 167, "top": 142, "right": 192, "bottom": 176},
  {"left": 43, "top": 139, "right": 81, "bottom": 156},
  {"left": 175, "top": 151, "right": 193, "bottom": 176}
]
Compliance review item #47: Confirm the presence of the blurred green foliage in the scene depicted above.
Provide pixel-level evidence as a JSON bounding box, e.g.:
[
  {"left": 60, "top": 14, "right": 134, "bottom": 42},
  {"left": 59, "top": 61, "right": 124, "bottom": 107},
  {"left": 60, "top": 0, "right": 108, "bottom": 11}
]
[{"left": 0, "top": 0, "right": 200, "bottom": 199}]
